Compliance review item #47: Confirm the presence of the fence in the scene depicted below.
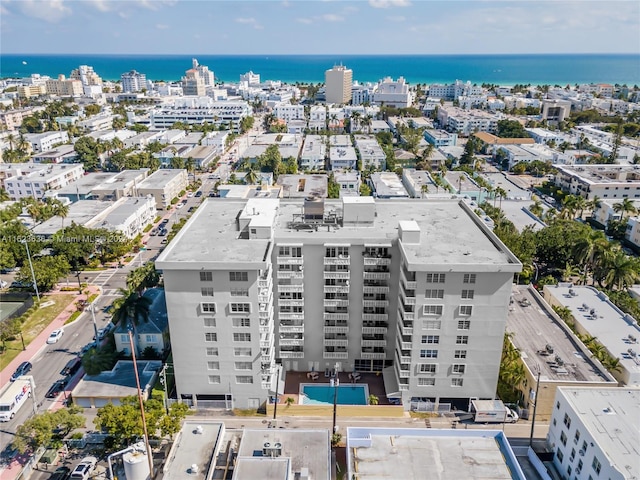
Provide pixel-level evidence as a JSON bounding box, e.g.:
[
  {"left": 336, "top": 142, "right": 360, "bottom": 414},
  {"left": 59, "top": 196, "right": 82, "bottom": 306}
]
[{"left": 411, "top": 401, "right": 452, "bottom": 413}]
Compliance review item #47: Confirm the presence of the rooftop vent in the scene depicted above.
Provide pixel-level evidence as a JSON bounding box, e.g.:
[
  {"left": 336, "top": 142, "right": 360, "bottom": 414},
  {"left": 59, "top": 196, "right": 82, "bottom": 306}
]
[
  {"left": 195, "top": 425, "right": 203, "bottom": 434},
  {"left": 263, "top": 442, "right": 282, "bottom": 457},
  {"left": 190, "top": 464, "right": 199, "bottom": 474}
]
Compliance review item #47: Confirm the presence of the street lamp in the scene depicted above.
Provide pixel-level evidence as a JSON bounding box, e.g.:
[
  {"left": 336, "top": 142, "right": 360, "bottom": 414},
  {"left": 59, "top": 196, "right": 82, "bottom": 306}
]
[
  {"left": 86, "top": 302, "right": 99, "bottom": 344},
  {"left": 529, "top": 366, "right": 542, "bottom": 448},
  {"left": 272, "top": 364, "right": 281, "bottom": 422},
  {"left": 129, "top": 329, "right": 154, "bottom": 479},
  {"left": 21, "top": 239, "right": 40, "bottom": 302},
  {"left": 331, "top": 363, "right": 339, "bottom": 434}
]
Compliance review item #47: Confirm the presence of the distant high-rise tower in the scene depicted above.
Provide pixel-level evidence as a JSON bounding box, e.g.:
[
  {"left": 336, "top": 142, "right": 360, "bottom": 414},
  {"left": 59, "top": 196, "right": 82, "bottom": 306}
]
[
  {"left": 121, "top": 70, "right": 147, "bottom": 93},
  {"left": 325, "top": 65, "right": 353, "bottom": 104},
  {"left": 192, "top": 58, "right": 215, "bottom": 86}
]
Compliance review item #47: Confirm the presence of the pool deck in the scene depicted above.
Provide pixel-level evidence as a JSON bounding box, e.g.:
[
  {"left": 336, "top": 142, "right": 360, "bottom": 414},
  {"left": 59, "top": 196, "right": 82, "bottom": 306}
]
[{"left": 282, "top": 371, "right": 390, "bottom": 405}]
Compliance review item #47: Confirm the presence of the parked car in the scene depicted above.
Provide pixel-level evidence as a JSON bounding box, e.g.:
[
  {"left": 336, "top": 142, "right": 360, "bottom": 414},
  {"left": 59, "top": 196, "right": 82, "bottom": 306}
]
[
  {"left": 187, "top": 192, "right": 193, "bottom": 198},
  {"left": 47, "top": 329, "right": 64, "bottom": 344},
  {"left": 94, "top": 325, "right": 111, "bottom": 341},
  {"left": 69, "top": 457, "right": 98, "bottom": 480},
  {"left": 60, "top": 357, "right": 82, "bottom": 377},
  {"left": 10, "top": 361, "right": 32, "bottom": 382},
  {"left": 158, "top": 230, "right": 167, "bottom": 237},
  {"left": 81, "top": 342, "right": 97, "bottom": 355},
  {"left": 195, "top": 191, "right": 202, "bottom": 197},
  {"left": 188, "top": 206, "right": 196, "bottom": 213},
  {"left": 49, "top": 466, "right": 71, "bottom": 480},
  {"left": 45, "top": 379, "right": 68, "bottom": 399},
  {"left": 160, "top": 218, "right": 169, "bottom": 225},
  {"left": 176, "top": 203, "right": 184, "bottom": 209},
  {"left": 161, "top": 238, "right": 168, "bottom": 244},
  {"left": 0, "top": 280, "right": 7, "bottom": 289},
  {"left": 150, "top": 230, "right": 157, "bottom": 236},
  {"left": 208, "top": 192, "right": 217, "bottom": 197},
  {"left": 10, "top": 281, "right": 31, "bottom": 289}
]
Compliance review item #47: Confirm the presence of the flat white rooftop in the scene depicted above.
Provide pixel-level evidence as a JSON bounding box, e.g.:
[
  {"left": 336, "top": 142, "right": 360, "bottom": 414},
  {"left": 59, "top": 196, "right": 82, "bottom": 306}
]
[
  {"left": 558, "top": 387, "right": 640, "bottom": 479},
  {"left": 137, "top": 168, "right": 185, "bottom": 190},
  {"left": 347, "top": 427, "right": 526, "bottom": 480},
  {"left": 544, "top": 284, "right": 640, "bottom": 385},
  {"left": 163, "top": 421, "right": 223, "bottom": 480}
]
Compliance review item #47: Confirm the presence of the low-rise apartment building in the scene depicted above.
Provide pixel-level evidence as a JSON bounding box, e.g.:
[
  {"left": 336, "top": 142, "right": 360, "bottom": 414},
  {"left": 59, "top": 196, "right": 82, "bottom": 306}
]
[
  {"left": 2, "top": 163, "right": 83, "bottom": 200},
  {"left": 368, "top": 172, "right": 409, "bottom": 198},
  {"left": 24, "top": 131, "right": 69, "bottom": 153},
  {"left": 137, "top": 169, "right": 188, "bottom": 209},
  {"left": 437, "top": 106, "right": 500, "bottom": 136},
  {"left": 402, "top": 168, "right": 436, "bottom": 198},
  {"left": 371, "top": 77, "right": 412, "bottom": 108},
  {"left": 155, "top": 197, "right": 521, "bottom": 410},
  {"left": 354, "top": 135, "right": 386, "bottom": 171},
  {"left": 546, "top": 387, "right": 639, "bottom": 480},
  {"left": 329, "top": 146, "right": 357, "bottom": 171},
  {"left": 299, "top": 135, "right": 326, "bottom": 171},
  {"left": 543, "top": 284, "right": 640, "bottom": 386},
  {"left": 150, "top": 98, "right": 251, "bottom": 132},
  {"left": 554, "top": 164, "right": 640, "bottom": 200},
  {"left": 334, "top": 171, "right": 361, "bottom": 197},
  {"left": 32, "top": 144, "right": 78, "bottom": 164},
  {"left": 423, "top": 129, "right": 458, "bottom": 148}
]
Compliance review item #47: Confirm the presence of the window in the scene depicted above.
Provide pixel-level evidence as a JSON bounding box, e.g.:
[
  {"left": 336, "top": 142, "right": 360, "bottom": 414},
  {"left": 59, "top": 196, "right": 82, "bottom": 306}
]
[
  {"left": 146, "top": 334, "right": 155, "bottom": 343},
  {"left": 233, "top": 332, "right": 251, "bottom": 342},
  {"left": 574, "top": 430, "right": 581, "bottom": 444},
  {"left": 425, "top": 273, "right": 446, "bottom": 283},
  {"left": 206, "top": 347, "right": 218, "bottom": 356},
  {"left": 563, "top": 413, "right": 572, "bottom": 429},
  {"left": 236, "top": 376, "right": 253, "bottom": 384},
  {"left": 421, "top": 335, "right": 440, "bottom": 344},
  {"left": 569, "top": 448, "right": 576, "bottom": 462},
  {"left": 207, "top": 361, "right": 219, "bottom": 370},
  {"left": 201, "top": 303, "right": 216, "bottom": 313},
  {"left": 454, "top": 350, "right": 467, "bottom": 359},
  {"left": 463, "top": 273, "right": 476, "bottom": 284},
  {"left": 461, "top": 289, "right": 474, "bottom": 299},
  {"left": 423, "top": 320, "right": 441, "bottom": 330},
  {"left": 205, "top": 333, "right": 217, "bottom": 342},
  {"left": 234, "top": 347, "right": 252, "bottom": 356},
  {"left": 581, "top": 441, "right": 588, "bottom": 453},
  {"left": 556, "top": 401, "right": 560, "bottom": 409},
  {"left": 451, "top": 378, "right": 463, "bottom": 387},
  {"left": 232, "top": 318, "right": 251, "bottom": 328},
  {"left": 556, "top": 448, "right": 564, "bottom": 463},
  {"left": 208, "top": 375, "right": 220, "bottom": 384},
  {"left": 423, "top": 305, "right": 443, "bottom": 316},
  {"left": 201, "top": 287, "right": 215, "bottom": 297},
  {"left": 235, "top": 362, "right": 253, "bottom": 370},
  {"left": 419, "top": 364, "right": 437, "bottom": 373},
  {"left": 560, "top": 431, "right": 567, "bottom": 446},
  {"left": 200, "top": 271, "right": 213, "bottom": 282},
  {"left": 457, "top": 320, "right": 471, "bottom": 330},
  {"left": 230, "top": 288, "right": 249, "bottom": 297},
  {"left": 591, "top": 457, "right": 601, "bottom": 474},
  {"left": 456, "top": 335, "right": 469, "bottom": 345},
  {"left": 452, "top": 364, "right": 466, "bottom": 374},
  {"left": 230, "top": 303, "right": 251, "bottom": 313},
  {"left": 418, "top": 378, "right": 435, "bottom": 386},
  {"left": 203, "top": 318, "right": 216, "bottom": 327},
  {"left": 425, "top": 289, "right": 444, "bottom": 299},
  {"left": 230, "top": 271, "right": 248, "bottom": 282},
  {"left": 459, "top": 305, "right": 473, "bottom": 316},
  {"left": 420, "top": 349, "right": 438, "bottom": 358}
]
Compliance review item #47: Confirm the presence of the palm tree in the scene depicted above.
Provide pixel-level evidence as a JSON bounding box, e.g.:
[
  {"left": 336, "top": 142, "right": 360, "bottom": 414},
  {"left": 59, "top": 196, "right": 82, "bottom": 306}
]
[
  {"left": 361, "top": 115, "right": 373, "bottom": 134},
  {"left": 350, "top": 111, "right": 361, "bottom": 132},
  {"left": 126, "top": 262, "right": 160, "bottom": 297},
  {"left": 574, "top": 196, "right": 587, "bottom": 220},
  {"left": 587, "top": 195, "right": 602, "bottom": 218},
  {"left": 51, "top": 199, "right": 69, "bottom": 229},
  {"left": 561, "top": 262, "right": 580, "bottom": 282},
  {"left": 421, "top": 184, "right": 429, "bottom": 198},
  {"left": 368, "top": 394, "right": 379, "bottom": 406},
  {"left": 572, "top": 229, "right": 609, "bottom": 282},
  {"left": 494, "top": 187, "right": 507, "bottom": 209},
  {"left": 112, "top": 288, "right": 152, "bottom": 355},
  {"left": 613, "top": 198, "right": 637, "bottom": 222},
  {"left": 529, "top": 200, "right": 544, "bottom": 219},
  {"left": 0, "top": 188, "right": 10, "bottom": 202},
  {"left": 245, "top": 166, "right": 259, "bottom": 185},
  {"left": 604, "top": 250, "right": 640, "bottom": 290}
]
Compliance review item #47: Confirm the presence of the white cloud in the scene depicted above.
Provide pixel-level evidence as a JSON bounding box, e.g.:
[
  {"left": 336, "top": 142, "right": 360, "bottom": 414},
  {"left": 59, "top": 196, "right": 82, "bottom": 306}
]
[
  {"left": 17, "top": 0, "right": 72, "bottom": 22},
  {"left": 88, "top": 0, "right": 111, "bottom": 12},
  {"left": 369, "top": 0, "right": 411, "bottom": 8},
  {"left": 235, "top": 17, "right": 263, "bottom": 29},
  {"left": 156, "top": 23, "right": 169, "bottom": 30},
  {"left": 322, "top": 13, "right": 344, "bottom": 22}
]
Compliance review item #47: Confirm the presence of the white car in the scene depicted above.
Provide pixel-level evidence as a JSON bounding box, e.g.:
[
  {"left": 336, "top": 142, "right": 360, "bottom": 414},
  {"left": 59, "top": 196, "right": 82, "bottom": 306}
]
[{"left": 46, "top": 329, "right": 64, "bottom": 344}]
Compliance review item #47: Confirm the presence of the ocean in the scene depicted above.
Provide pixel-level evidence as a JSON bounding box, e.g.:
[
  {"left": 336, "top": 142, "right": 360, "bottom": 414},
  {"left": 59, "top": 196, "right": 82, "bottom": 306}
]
[{"left": 1, "top": 54, "right": 638, "bottom": 86}]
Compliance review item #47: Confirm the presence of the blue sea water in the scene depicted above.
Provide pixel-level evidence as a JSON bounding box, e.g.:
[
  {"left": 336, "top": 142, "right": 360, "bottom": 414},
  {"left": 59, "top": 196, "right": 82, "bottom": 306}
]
[{"left": 1, "top": 54, "right": 638, "bottom": 86}]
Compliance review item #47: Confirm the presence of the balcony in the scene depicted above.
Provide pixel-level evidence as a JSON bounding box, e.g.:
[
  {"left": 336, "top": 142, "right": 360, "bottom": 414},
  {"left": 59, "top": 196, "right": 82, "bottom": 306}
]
[
  {"left": 279, "top": 313, "right": 304, "bottom": 321},
  {"left": 400, "top": 290, "right": 416, "bottom": 305},
  {"left": 400, "top": 270, "right": 417, "bottom": 290},
  {"left": 279, "top": 324, "right": 304, "bottom": 333},
  {"left": 277, "top": 256, "right": 304, "bottom": 265},
  {"left": 260, "top": 340, "right": 272, "bottom": 349},
  {"left": 324, "top": 285, "right": 350, "bottom": 294},
  {"left": 259, "top": 321, "right": 273, "bottom": 335},
  {"left": 323, "top": 339, "right": 349, "bottom": 347},
  {"left": 363, "top": 300, "right": 389, "bottom": 308},
  {"left": 362, "top": 313, "right": 388, "bottom": 322},
  {"left": 261, "top": 381, "right": 272, "bottom": 390},
  {"left": 324, "top": 272, "right": 350, "bottom": 280},
  {"left": 277, "top": 271, "right": 304, "bottom": 280},
  {"left": 323, "top": 352, "right": 349, "bottom": 359},
  {"left": 400, "top": 355, "right": 412, "bottom": 364},
  {"left": 360, "top": 352, "right": 386, "bottom": 360},
  {"left": 399, "top": 309, "right": 415, "bottom": 322},
  {"left": 362, "top": 326, "right": 388, "bottom": 335},
  {"left": 361, "top": 339, "right": 387, "bottom": 347},
  {"left": 363, "top": 286, "right": 389, "bottom": 294},
  {"left": 363, "top": 272, "right": 390, "bottom": 281},
  {"left": 402, "top": 326, "right": 413, "bottom": 336},
  {"left": 279, "top": 350, "right": 304, "bottom": 359},
  {"left": 399, "top": 384, "right": 409, "bottom": 391},
  {"left": 279, "top": 337, "right": 305, "bottom": 346},
  {"left": 324, "top": 256, "right": 351, "bottom": 265},
  {"left": 363, "top": 257, "right": 392, "bottom": 266},
  {"left": 324, "top": 313, "right": 349, "bottom": 321},
  {"left": 398, "top": 369, "right": 410, "bottom": 378},
  {"left": 278, "top": 284, "right": 304, "bottom": 293},
  {"left": 278, "top": 299, "right": 304, "bottom": 307},
  {"left": 324, "top": 326, "right": 349, "bottom": 334},
  {"left": 258, "top": 294, "right": 271, "bottom": 303},
  {"left": 324, "top": 299, "right": 349, "bottom": 308}
]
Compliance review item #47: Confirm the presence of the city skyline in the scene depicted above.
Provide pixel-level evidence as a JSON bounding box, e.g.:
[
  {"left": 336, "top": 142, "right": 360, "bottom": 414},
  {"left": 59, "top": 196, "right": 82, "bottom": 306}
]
[{"left": 1, "top": 0, "right": 639, "bottom": 56}]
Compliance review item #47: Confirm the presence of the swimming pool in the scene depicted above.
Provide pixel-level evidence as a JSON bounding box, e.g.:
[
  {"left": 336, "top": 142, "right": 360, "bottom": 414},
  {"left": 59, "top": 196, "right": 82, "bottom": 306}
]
[{"left": 300, "top": 383, "right": 369, "bottom": 405}]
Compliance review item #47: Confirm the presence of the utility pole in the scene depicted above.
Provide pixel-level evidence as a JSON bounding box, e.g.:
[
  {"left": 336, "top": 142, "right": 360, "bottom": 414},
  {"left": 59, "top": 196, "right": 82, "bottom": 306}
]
[
  {"left": 272, "top": 364, "right": 281, "bottom": 422},
  {"left": 22, "top": 239, "right": 40, "bottom": 302},
  {"left": 86, "top": 302, "right": 99, "bottom": 344},
  {"left": 129, "top": 330, "right": 154, "bottom": 479},
  {"left": 529, "top": 366, "right": 542, "bottom": 448},
  {"left": 331, "top": 363, "right": 339, "bottom": 434}
]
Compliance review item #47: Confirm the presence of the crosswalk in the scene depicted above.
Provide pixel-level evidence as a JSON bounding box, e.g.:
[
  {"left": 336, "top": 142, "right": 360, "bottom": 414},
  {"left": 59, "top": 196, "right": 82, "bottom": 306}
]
[
  {"left": 93, "top": 269, "right": 117, "bottom": 286},
  {"left": 102, "top": 289, "right": 121, "bottom": 297}
]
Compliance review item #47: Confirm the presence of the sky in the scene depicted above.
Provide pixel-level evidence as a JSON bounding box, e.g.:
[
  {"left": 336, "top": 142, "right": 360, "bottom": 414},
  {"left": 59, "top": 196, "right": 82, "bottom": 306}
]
[{"left": 1, "top": 0, "right": 639, "bottom": 55}]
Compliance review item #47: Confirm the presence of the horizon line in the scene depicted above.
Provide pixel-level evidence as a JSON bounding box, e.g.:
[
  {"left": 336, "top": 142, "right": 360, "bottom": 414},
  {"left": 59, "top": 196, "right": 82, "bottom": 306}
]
[{"left": 3, "top": 52, "right": 639, "bottom": 56}]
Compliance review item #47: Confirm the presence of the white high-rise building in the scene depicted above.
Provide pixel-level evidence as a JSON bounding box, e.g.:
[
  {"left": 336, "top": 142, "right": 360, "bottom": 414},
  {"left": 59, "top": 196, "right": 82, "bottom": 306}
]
[
  {"left": 70, "top": 65, "right": 103, "bottom": 86},
  {"left": 325, "top": 65, "right": 353, "bottom": 104},
  {"left": 240, "top": 71, "right": 261, "bottom": 87},
  {"left": 371, "top": 77, "right": 412, "bottom": 108},
  {"left": 192, "top": 58, "right": 215, "bottom": 86},
  {"left": 156, "top": 197, "right": 521, "bottom": 410},
  {"left": 121, "top": 70, "right": 147, "bottom": 93}
]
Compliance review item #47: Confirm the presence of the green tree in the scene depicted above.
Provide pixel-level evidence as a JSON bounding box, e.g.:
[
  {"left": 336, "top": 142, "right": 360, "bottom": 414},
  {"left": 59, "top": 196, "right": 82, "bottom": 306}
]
[
  {"left": 16, "top": 255, "right": 70, "bottom": 292},
  {"left": 496, "top": 119, "right": 529, "bottom": 138},
  {"left": 82, "top": 347, "right": 118, "bottom": 375},
  {"left": 12, "top": 406, "right": 85, "bottom": 454},
  {"left": 258, "top": 144, "right": 282, "bottom": 175},
  {"left": 74, "top": 136, "right": 101, "bottom": 171},
  {"left": 84, "top": 104, "right": 101, "bottom": 117},
  {"left": 360, "top": 183, "right": 372, "bottom": 196},
  {"left": 327, "top": 173, "right": 340, "bottom": 199},
  {"left": 112, "top": 289, "right": 152, "bottom": 354},
  {"left": 126, "top": 262, "right": 160, "bottom": 297}
]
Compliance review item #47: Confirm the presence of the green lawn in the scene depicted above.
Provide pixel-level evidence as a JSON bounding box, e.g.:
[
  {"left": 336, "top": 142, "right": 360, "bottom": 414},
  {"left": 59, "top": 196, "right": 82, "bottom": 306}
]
[{"left": 0, "top": 294, "right": 75, "bottom": 370}]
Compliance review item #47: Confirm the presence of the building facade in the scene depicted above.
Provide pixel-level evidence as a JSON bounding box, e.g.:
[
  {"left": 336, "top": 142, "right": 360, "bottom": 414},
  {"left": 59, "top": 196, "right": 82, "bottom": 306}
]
[
  {"left": 121, "top": 70, "right": 147, "bottom": 93},
  {"left": 325, "top": 65, "right": 353, "bottom": 105},
  {"left": 137, "top": 169, "right": 188, "bottom": 209},
  {"left": 156, "top": 197, "right": 521, "bottom": 410}
]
